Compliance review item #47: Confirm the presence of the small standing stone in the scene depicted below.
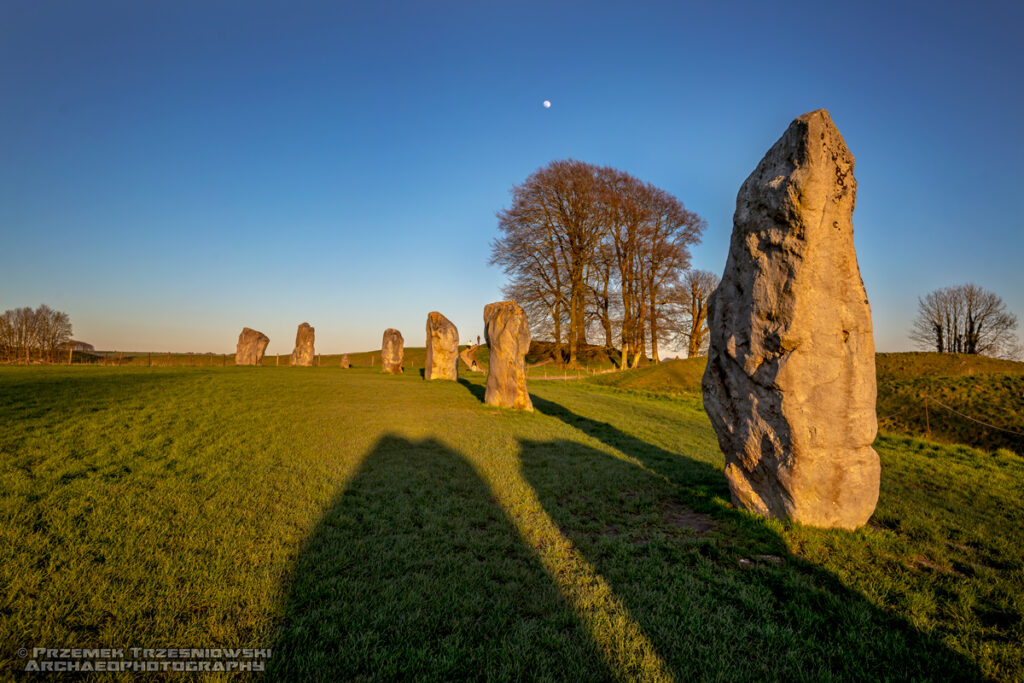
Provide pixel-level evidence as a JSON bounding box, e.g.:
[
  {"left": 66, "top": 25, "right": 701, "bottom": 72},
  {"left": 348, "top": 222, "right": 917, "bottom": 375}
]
[
  {"left": 290, "top": 323, "right": 315, "bottom": 367},
  {"left": 425, "top": 312, "right": 459, "bottom": 381},
  {"left": 340, "top": 354, "right": 350, "bottom": 369},
  {"left": 483, "top": 301, "right": 533, "bottom": 411},
  {"left": 236, "top": 328, "right": 269, "bottom": 366},
  {"left": 381, "top": 329, "right": 404, "bottom": 374},
  {"left": 701, "top": 109, "right": 879, "bottom": 530}
]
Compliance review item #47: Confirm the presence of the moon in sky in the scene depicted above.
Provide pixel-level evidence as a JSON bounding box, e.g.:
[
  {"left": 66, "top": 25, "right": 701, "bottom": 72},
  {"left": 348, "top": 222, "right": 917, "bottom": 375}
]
[{"left": 543, "top": 100, "right": 551, "bottom": 108}]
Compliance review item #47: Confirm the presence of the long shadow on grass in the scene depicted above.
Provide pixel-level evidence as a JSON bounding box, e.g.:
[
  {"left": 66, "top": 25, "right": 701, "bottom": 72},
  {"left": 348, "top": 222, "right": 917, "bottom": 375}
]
[
  {"left": 457, "top": 377, "right": 486, "bottom": 402},
  {"left": 268, "top": 434, "right": 610, "bottom": 681},
  {"left": 524, "top": 395, "right": 983, "bottom": 681}
]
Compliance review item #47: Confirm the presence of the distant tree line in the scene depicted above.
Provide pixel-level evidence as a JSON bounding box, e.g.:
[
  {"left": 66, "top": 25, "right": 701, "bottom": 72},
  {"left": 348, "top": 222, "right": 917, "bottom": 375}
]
[
  {"left": 0, "top": 305, "right": 73, "bottom": 362},
  {"left": 490, "top": 159, "right": 712, "bottom": 367},
  {"left": 910, "top": 283, "right": 1019, "bottom": 358}
]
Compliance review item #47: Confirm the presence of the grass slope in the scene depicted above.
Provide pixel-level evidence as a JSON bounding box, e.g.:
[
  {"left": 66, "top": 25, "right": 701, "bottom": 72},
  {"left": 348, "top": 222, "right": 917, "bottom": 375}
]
[
  {"left": 1, "top": 367, "right": 1022, "bottom": 680},
  {"left": 588, "top": 353, "right": 1024, "bottom": 454}
]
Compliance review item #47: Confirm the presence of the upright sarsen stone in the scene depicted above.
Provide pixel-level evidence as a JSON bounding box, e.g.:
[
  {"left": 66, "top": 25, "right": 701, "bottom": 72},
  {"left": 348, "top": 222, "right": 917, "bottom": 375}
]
[
  {"left": 701, "top": 109, "right": 879, "bottom": 530},
  {"left": 381, "top": 328, "right": 404, "bottom": 374},
  {"left": 484, "top": 301, "right": 532, "bottom": 411},
  {"left": 290, "top": 323, "right": 315, "bottom": 367},
  {"left": 425, "top": 312, "right": 459, "bottom": 381},
  {"left": 236, "top": 327, "right": 269, "bottom": 366}
]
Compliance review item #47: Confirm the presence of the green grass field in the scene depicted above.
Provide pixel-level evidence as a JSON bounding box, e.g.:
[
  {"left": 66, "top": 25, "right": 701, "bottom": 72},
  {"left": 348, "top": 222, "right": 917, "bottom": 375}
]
[{"left": 1, "top": 365, "right": 1022, "bottom": 680}]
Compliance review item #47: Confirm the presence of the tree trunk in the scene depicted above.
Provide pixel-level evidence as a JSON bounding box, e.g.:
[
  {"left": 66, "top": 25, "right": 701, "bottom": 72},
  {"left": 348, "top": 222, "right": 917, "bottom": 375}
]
[{"left": 650, "top": 305, "right": 659, "bottom": 363}]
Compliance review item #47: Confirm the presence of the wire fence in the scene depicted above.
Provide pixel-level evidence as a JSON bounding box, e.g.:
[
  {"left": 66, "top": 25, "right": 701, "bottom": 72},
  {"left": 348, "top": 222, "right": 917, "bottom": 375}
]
[
  {"left": 922, "top": 393, "right": 1024, "bottom": 438},
  {"left": 878, "top": 391, "right": 1024, "bottom": 454}
]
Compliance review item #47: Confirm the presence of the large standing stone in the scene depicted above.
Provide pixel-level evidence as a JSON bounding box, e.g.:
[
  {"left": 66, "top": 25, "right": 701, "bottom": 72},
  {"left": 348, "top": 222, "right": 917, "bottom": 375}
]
[
  {"left": 424, "top": 312, "right": 459, "bottom": 381},
  {"left": 381, "top": 328, "right": 404, "bottom": 374},
  {"left": 701, "top": 109, "right": 879, "bottom": 530},
  {"left": 290, "top": 322, "right": 315, "bottom": 367},
  {"left": 236, "top": 327, "right": 270, "bottom": 366},
  {"left": 483, "top": 301, "right": 533, "bottom": 411},
  {"left": 340, "top": 354, "right": 350, "bottom": 369}
]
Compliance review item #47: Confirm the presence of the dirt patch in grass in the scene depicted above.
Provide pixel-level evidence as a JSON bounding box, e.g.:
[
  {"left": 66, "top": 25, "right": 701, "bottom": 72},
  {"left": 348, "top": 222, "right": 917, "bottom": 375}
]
[{"left": 664, "top": 501, "right": 714, "bottom": 536}]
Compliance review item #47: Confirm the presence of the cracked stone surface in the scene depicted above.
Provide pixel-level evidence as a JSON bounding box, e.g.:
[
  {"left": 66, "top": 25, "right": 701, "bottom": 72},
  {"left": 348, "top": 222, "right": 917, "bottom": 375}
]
[
  {"left": 381, "top": 328, "right": 404, "bottom": 374},
  {"left": 425, "top": 312, "right": 459, "bottom": 381},
  {"left": 483, "top": 301, "right": 533, "bottom": 411},
  {"left": 702, "top": 109, "right": 879, "bottom": 530}
]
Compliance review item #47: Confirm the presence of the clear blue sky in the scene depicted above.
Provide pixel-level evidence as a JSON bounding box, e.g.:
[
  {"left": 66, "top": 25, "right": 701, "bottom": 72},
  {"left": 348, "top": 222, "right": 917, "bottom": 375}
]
[{"left": 2, "top": 1, "right": 1021, "bottom": 355}]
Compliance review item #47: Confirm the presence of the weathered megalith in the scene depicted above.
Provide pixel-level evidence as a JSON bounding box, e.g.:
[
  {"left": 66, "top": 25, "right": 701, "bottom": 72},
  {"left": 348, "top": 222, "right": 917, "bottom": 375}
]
[
  {"left": 483, "top": 301, "right": 533, "bottom": 411},
  {"left": 236, "top": 327, "right": 269, "bottom": 366},
  {"left": 701, "top": 109, "right": 879, "bottom": 530},
  {"left": 340, "top": 354, "right": 350, "bottom": 369},
  {"left": 381, "top": 328, "right": 404, "bottom": 374},
  {"left": 290, "top": 322, "right": 315, "bottom": 367},
  {"left": 424, "top": 312, "right": 459, "bottom": 380}
]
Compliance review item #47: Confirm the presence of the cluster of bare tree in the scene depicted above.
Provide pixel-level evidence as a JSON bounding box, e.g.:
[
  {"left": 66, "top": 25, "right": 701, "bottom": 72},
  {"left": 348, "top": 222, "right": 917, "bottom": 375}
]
[
  {"left": 910, "top": 284, "right": 1019, "bottom": 358},
  {"left": 0, "top": 305, "right": 73, "bottom": 362},
  {"left": 490, "top": 160, "right": 713, "bottom": 367}
]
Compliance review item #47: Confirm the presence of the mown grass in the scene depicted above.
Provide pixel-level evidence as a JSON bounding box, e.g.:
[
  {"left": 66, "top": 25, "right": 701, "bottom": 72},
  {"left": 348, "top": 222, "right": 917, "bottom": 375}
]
[{"left": 1, "top": 366, "right": 1021, "bottom": 681}]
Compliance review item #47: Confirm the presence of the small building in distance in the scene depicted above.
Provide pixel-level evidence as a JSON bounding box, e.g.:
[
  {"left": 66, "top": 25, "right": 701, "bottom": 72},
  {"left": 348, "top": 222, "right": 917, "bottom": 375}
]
[{"left": 64, "top": 340, "right": 95, "bottom": 352}]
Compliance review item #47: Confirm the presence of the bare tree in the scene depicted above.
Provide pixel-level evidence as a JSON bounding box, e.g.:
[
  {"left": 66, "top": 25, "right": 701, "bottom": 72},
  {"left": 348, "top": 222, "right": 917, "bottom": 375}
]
[
  {"left": 597, "top": 167, "right": 647, "bottom": 366},
  {"left": 36, "top": 305, "right": 73, "bottom": 362},
  {"left": 493, "top": 160, "right": 704, "bottom": 367},
  {"left": 492, "top": 160, "right": 605, "bottom": 366},
  {"left": 910, "top": 284, "right": 1018, "bottom": 357},
  {"left": 636, "top": 185, "right": 704, "bottom": 364},
  {"left": 0, "top": 305, "right": 73, "bottom": 362},
  {"left": 586, "top": 240, "right": 618, "bottom": 350},
  {"left": 0, "top": 311, "right": 11, "bottom": 360},
  {"left": 677, "top": 269, "right": 720, "bottom": 357}
]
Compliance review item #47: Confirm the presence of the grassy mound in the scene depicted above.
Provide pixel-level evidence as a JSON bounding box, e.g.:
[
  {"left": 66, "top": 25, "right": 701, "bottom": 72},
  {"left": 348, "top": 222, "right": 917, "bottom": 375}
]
[
  {"left": 876, "top": 353, "right": 1024, "bottom": 454},
  {"left": 876, "top": 352, "right": 1024, "bottom": 383},
  {"left": 587, "top": 356, "right": 707, "bottom": 394},
  {"left": 1, "top": 366, "right": 1021, "bottom": 679},
  {"left": 587, "top": 353, "right": 1024, "bottom": 454}
]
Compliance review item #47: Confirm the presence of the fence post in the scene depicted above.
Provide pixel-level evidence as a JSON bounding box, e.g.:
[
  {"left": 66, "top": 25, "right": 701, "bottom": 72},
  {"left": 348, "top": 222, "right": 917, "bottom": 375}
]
[
  {"left": 276, "top": 354, "right": 280, "bottom": 367},
  {"left": 68, "top": 347, "right": 73, "bottom": 365}
]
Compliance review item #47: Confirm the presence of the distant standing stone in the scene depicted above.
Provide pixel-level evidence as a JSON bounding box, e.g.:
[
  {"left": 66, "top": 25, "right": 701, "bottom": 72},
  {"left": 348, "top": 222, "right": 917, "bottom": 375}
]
[
  {"left": 290, "top": 322, "right": 315, "bottom": 367},
  {"left": 381, "top": 328, "right": 404, "bottom": 374},
  {"left": 483, "top": 301, "right": 533, "bottom": 411},
  {"left": 424, "top": 312, "right": 459, "bottom": 381},
  {"left": 340, "top": 354, "right": 350, "bottom": 369},
  {"left": 701, "top": 109, "right": 879, "bottom": 530},
  {"left": 235, "top": 327, "right": 269, "bottom": 366}
]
